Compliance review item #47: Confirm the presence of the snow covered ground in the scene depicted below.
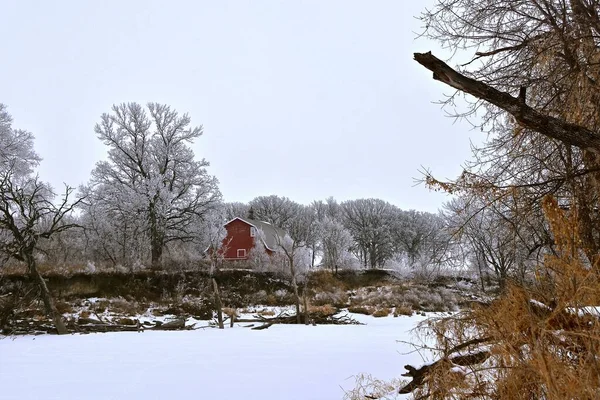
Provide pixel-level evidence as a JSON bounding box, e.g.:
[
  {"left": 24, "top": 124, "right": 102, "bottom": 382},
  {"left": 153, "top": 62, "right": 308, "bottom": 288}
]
[{"left": 0, "top": 313, "right": 434, "bottom": 400}]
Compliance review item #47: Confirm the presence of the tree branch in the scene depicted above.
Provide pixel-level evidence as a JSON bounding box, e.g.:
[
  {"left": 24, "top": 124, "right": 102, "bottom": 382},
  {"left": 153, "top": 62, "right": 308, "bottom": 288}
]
[{"left": 413, "top": 52, "right": 600, "bottom": 153}]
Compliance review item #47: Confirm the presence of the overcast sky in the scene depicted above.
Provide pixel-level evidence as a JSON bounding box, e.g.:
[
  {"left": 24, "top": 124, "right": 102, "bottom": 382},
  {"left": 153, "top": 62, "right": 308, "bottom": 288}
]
[{"left": 1, "top": 1, "right": 479, "bottom": 213}]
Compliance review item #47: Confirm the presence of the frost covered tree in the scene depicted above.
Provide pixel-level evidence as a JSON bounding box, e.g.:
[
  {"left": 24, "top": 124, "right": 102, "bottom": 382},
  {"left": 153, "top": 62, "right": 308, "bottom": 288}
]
[
  {"left": 0, "top": 104, "right": 81, "bottom": 334},
  {"left": 272, "top": 208, "right": 315, "bottom": 323},
  {"left": 392, "top": 210, "right": 439, "bottom": 265},
  {"left": 84, "top": 103, "right": 221, "bottom": 268},
  {"left": 319, "top": 216, "right": 353, "bottom": 273},
  {"left": 248, "top": 195, "right": 301, "bottom": 228},
  {"left": 223, "top": 201, "right": 250, "bottom": 221},
  {"left": 340, "top": 199, "right": 396, "bottom": 269}
]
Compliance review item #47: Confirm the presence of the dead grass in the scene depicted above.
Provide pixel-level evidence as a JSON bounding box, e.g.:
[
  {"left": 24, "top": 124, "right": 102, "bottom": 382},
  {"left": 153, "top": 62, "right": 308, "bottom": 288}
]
[
  {"left": 222, "top": 307, "right": 238, "bottom": 317},
  {"left": 410, "top": 196, "right": 600, "bottom": 399},
  {"left": 308, "top": 304, "right": 337, "bottom": 318},
  {"left": 308, "top": 270, "right": 347, "bottom": 292},
  {"left": 394, "top": 305, "right": 413, "bottom": 316},
  {"left": 343, "top": 373, "right": 409, "bottom": 400},
  {"left": 348, "top": 306, "right": 372, "bottom": 315},
  {"left": 257, "top": 309, "right": 276, "bottom": 317},
  {"left": 55, "top": 301, "right": 73, "bottom": 314},
  {"left": 371, "top": 308, "right": 391, "bottom": 318},
  {"left": 109, "top": 298, "right": 145, "bottom": 315}
]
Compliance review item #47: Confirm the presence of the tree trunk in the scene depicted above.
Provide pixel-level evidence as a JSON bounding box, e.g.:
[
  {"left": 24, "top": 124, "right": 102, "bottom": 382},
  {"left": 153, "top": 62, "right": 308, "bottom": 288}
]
[
  {"left": 149, "top": 205, "right": 164, "bottom": 268},
  {"left": 29, "top": 258, "right": 68, "bottom": 335},
  {"left": 288, "top": 259, "right": 302, "bottom": 324},
  {"left": 150, "top": 233, "right": 164, "bottom": 268},
  {"left": 302, "top": 290, "right": 309, "bottom": 325},
  {"left": 212, "top": 278, "right": 224, "bottom": 329}
]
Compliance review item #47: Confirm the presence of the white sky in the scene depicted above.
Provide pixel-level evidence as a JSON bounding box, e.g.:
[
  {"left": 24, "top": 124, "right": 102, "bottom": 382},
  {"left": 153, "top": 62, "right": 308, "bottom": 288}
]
[{"left": 1, "top": 0, "right": 480, "bottom": 213}]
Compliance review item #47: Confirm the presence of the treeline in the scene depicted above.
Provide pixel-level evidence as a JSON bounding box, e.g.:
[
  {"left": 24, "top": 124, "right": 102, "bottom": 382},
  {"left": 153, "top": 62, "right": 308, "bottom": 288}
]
[
  {"left": 1, "top": 101, "right": 559, "bottom": 292},
  {"left": 0, "top": 103, "right": 450, "bottom": 280}
]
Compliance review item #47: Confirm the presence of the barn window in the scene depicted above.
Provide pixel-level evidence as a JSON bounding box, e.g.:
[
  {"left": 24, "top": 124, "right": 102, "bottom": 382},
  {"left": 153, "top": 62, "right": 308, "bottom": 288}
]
[
  {"left": 237, "top": 249, "right": 247, "bottom": 258},
  {"left": 250, "top": 227, "right": 256, "bottom": 237}
]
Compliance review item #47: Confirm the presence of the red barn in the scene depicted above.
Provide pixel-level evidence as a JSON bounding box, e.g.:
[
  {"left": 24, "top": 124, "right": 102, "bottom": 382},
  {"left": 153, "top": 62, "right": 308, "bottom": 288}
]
[{"left": 221, "top": 217, "right": 287, "bottom": 261}]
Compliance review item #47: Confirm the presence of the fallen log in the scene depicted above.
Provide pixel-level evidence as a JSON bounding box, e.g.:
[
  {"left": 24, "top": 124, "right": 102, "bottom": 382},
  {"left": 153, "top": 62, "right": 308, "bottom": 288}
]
[
  {"left": 398, "top": 337, "right": 492, "bottom": 395},
  {"left": 235, "top": 312, "right": 361, "bottom": 326},
  {"left": 251, "top": 323, "right": 273, "bottom": 330},
  {"left": 5, "top": 317, "right": 196, "bottom": 335},
  {"left": 152, "top": 318, "right": 185, "bottom": 331}
]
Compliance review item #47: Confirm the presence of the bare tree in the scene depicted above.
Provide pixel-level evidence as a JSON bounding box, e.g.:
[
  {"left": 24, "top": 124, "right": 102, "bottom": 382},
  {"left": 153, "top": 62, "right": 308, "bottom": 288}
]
[
  {"left": 341, "top": 199, "right": 396, "bottom": 268},
  {"left": 272, "top": 209, "right": 314, "bottom": 323},
  {"left": 319, "top": 216, "right": 353, "bottom": 274},
  {"left": 86, "top": 103, "right": 221, "bottom": 268},
  {"left": 0, "top": 104, "right": 82, "bottom": 334},
  {"left": 415, "top": 0, "right": 600, "bottom": 267},
  {"left": 248, "top": 195, "right": 302, "bottom": 228}
]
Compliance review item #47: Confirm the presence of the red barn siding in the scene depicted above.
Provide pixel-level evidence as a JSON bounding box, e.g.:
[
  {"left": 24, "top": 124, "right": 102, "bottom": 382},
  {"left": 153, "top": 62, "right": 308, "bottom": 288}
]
[
  {"left": 222, "top": 219, "right": 254, "bottom": 259},
  {"left": 221, "top": 218, "right": 275, "bottom": 261}
]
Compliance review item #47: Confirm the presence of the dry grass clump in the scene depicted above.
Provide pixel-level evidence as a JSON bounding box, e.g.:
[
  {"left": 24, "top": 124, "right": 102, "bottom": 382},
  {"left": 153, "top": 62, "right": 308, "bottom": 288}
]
[
  {"left": 394, "top": 305, "right": 413, "bottom": 316},
  {"left": 410, "top": 196, "right": 600, "bottom": 399},
  {"left": 308, "top": 270, "right": 347, "bottom": 292},
  {"left": 222, "top": 307, "right": 238, "bottom": 318},
  {"left": 343, "top": 374, "right": 408, "bottom": 400},
  {"left": 312, "top": 288, "right": 349, "bottom": 307},
  {"left": 116, "top": 317, "right": 137, "bottom": 326},
  {"left": 348, "top": 306, "right": 372, "bottom": 315},
  {"left": 109, "top": 298, "right": 145, "bottom": 315},
  {"left": 349, "top": 285, "right": 458, "bottom": 312},
  {"left": 308, "top": 304, "right": 337, "bottom": 318},
  {"left": 55, "top": 301, "right": 73, "bottom": 314},
  {"left": 179, "top": 299, "right": 213, "bottom": 319},
  {"left": 371, "top": 308, "right": 391, "bottom": 318}
]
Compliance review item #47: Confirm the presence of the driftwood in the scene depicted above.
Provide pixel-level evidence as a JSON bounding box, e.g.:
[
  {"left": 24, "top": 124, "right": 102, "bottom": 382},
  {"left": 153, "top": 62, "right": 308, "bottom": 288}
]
[
  {"left": 5, "top": 317, "right": 195, "bottom": 335},
  {"left": 398, "top": 337, "right": 492, "bottom": 395},
  {"left": 251, "top": 322, "right": 273, "bottom": 330},
  {"left": 236, "top": 311, "right": 362, "bottom": 326}
]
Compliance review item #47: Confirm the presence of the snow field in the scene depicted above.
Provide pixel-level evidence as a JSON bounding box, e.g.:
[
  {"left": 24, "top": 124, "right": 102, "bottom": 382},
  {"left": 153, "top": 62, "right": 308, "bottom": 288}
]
[{"left": 0, "top": 313, "right": 432, "bottom": 400}]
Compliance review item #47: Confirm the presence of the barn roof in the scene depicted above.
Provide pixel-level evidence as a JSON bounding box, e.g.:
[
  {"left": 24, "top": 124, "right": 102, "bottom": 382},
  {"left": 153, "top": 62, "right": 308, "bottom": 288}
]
[{"left": 225, "top": 217, "right": 287, "bottom": 251}]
